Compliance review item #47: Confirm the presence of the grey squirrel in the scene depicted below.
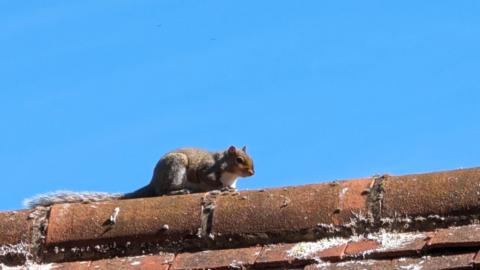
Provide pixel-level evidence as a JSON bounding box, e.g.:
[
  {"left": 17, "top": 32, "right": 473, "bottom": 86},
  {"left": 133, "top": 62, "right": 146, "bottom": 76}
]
[{"left": 24, "top": 146, "right": 255, "bottom": 208}]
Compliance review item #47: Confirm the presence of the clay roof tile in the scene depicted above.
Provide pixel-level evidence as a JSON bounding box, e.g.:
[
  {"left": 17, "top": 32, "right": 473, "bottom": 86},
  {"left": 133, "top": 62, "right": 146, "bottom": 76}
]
[{"left": 2, "top": 166, "right": 480, "bottom": 269}]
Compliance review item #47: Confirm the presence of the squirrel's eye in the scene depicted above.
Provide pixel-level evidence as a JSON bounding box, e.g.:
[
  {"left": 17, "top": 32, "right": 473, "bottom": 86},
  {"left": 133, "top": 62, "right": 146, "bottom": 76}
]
[{"left": 236, "top": 157, "right": 244, "bottom": 164}]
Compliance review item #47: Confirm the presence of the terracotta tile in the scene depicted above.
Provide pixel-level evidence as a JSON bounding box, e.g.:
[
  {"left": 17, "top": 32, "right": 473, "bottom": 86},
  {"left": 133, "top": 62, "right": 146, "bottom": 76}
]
[
  {"left": 429, "top": 225, "right": 480, "bottom": 248},
  {"left": 305, "top": 252, "right": 476, "bottom": 270},
  {"left": 138, "top": 254, "right": 175, "bottom": 268},
  {"left": 473, "top": 250, "right": 480, "bottom": 267},
  {"left": 255, "top": 242, "right": 346, "bottom": 268},
  {"left": 382, "top": 167, "right": 480, "bottom": 218},
  {"left": 171, "top": 246, "right": 261, "bottom": 270},
  {"left": 254, "top": 243, "right": 299, "bottom": 267},
  {"left": 344, "top": 240, "right": 380, "bottom": 257},
  {"left": 0, "top": 210, "right": 33, "bottom": 266},
  {"left": 12, "top": 166, "right": 480, "bottom": 268},
  {"left": 316, "top": 243, "right": 347, "bottom": 261},
  {"left": 50, "top": 261, "right": 92, "bottom": 270},
  {"left": 335, "top": 179, "right": 374, "bottom": 224},
  {"left": 212, "top": 178, "right": 371, "bottom": 237},
  {"left": 368, "top": 235, "right": 430, "bottom": 259},
  {"left": 51, "top": 254, "right": 174, "bottom": 270},
  {"left": 89, "top": 255, "right": 173, "bottom": 270},
  {"left": 304, "top": 259, "right": 392, "bottom": 270},
  {"left": 0, "top": 210, "right": 33, "bottom": 245},
  {"left": 391, "top": 252, "right": 476, "bottom": 270},
  {"left": 46, "top": 194, "right": 203, "bottom": 247},
  {"left": 46, "top": 204, "right": 74, "bottom": 246}
]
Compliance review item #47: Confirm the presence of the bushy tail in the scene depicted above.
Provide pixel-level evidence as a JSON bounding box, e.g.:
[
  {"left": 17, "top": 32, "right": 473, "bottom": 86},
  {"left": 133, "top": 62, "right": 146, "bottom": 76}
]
[{"left": 23, "top": 191, "right": 124, "bottom": 208}]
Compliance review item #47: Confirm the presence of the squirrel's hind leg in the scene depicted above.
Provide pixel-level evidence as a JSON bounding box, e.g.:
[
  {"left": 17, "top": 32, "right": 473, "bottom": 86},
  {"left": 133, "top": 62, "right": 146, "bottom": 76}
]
[{"left": 150, "top": 152, "right": 189, "bottom": 195}]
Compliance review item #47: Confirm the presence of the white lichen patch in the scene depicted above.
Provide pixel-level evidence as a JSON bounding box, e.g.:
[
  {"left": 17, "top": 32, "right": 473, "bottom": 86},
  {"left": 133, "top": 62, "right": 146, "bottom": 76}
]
[
  {"left": 288, "top": 230, "right": 426, "bottom": 259},
  {"left": 316, "top": 223, "right": 340, "bottom": 234},
  {"left": 451, "top": 224, "right": 480, "bottom": 230},
  {"left": 399, "top": 263, "right": 423, "bottom": 270},
  {"left": 109, "top": 207, "right": 120, "bottom": 224},
  {"left": 399, "top": 258, "right": 426, "bottom": 270},
  {"left": 0, "top": 263, "right": 54, "bottom": 270},
  {"left": 336, "top": 260, "right": 375, "bottom": 266},
  {"left": 229, "top": 260, "right": 244, "bottom": 269},
  {"left": 311, "top": 258, "right": 331, "bottom": 269},
  {"left": 0, "top": 242, "right": 31, "bottom": 258},
  {"left": 287, "top": 237, "right": 350, "bottom": 258},
  {"left": 0, "top": 242, "right": 57, "bottom": 269},
  {"left": 366, "top": 230, "right": 425, "bottom": 252},
  {"left": 339, "top": 187, "right": 349, "bottom": 200},
  {"left": 427, "top": 215, "right": 445, "bottom": 221}
]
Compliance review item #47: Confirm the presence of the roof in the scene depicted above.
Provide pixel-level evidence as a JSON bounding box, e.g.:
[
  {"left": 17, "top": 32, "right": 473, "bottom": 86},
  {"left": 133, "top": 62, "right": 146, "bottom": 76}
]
[{"left": 1, "top": 167, "right": 480, "bottom": 269}]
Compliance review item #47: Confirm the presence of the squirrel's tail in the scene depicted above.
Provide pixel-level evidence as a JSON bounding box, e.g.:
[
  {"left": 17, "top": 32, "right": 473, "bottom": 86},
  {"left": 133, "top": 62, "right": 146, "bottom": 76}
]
[{"left": 23, "top": 191, "right": 124, "bottom": 208}]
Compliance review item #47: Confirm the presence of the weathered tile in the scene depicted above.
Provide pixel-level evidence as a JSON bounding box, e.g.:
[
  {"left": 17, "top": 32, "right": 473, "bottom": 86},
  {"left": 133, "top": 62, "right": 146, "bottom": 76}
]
[
  {"left": 171, "top": 246, "right": 261, "bottom": 270},
  {"left": 46, "top": 194, "right": 203, "bottom": 247},
  {"left": 344, "top": 240, "right": 380, "bottom": 257},
  {"left": 382, "top": 167, "right": 480, "bottom": 218},
  {"left": 429, "top": 225, "right": 480, "bottom": 248},
  {"left": 0, "top": 210, "right": 33, "bottom": 245},
  {"left": 255, "top": 242, "right": 346, "bottom": 268},
  {"left": 391, "top": 253, "right": 476, "bottom": 270},
  {"left": 212, "top": 179, "right": 371, "bottom": 238}
]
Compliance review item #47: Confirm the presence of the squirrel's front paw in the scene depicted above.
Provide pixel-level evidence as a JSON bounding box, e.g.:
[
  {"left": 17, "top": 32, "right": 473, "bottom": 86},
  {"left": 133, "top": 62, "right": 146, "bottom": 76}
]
[{"left": 220, "top": 186, "right": 237, "bottom": 192}]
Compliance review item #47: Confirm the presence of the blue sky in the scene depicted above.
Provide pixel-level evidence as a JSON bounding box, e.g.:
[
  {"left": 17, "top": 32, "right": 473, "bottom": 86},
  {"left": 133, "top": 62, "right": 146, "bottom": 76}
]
[{"left": 1, "top": 1, "right": 479, "bottom": 210}]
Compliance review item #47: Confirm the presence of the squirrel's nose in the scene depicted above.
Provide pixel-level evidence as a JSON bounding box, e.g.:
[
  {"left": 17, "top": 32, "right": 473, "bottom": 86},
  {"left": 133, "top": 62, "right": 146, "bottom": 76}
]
[{"left": 247, "top": 169, "right": 254, "bottom": 176}]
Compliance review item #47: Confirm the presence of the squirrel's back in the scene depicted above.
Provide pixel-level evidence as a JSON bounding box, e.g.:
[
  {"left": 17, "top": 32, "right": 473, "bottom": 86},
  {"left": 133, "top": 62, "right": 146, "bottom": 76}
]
[{"left": 171, "top": 147, "right": 217, "bottom": 167}]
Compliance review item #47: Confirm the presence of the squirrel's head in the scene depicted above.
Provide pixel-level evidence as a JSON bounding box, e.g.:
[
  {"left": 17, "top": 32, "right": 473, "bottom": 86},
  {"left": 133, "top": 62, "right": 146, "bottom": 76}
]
[{"left": 225, "top": 145, "right": 255, "bottom": 177}]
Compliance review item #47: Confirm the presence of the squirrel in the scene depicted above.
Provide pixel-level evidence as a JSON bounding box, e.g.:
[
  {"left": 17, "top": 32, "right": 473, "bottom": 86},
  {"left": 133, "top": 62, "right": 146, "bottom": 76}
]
[{"left": 23, "top": 145, "right": 255, "bottom": 208}]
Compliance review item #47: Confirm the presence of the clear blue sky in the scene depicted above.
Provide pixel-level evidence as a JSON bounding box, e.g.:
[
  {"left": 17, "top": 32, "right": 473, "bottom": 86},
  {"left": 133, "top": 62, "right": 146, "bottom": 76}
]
[{"left": 1, "top": 1, "right": 479, "bottom": 210}]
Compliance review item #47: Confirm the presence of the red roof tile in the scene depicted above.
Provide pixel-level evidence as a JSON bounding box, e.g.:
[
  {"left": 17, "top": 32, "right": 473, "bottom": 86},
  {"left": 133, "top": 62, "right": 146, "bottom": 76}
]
[
  {"left": 46, "top": 193, "right": 204, "bottom": 248},
  {"left": 171, "top": 246, "right": 261, "bottom": 270},
  {"left": 254, "top": 243, "right": 299, "bottom": 267},
  {"left": 50, "top": 254, "right": 174, "bottom": 270},
  {"left": 254, "top": 242, "right": 347, "bottom": 268},
  {"left": 473, "top": 251, "right": 480, "bottom": 267},
  {"left": 390, "top": 252, "right": 477, "bottom": 270},
  {"left": 0, "top": 210, "right": 33, "bottom": 265},
  {"left": 20, "top": 235, "right": 480, "bottom": 269},
  {"left": 0, "top": 210, "right": 32, "bottom": 245},
  {"left": 45, "top": 249, "right": 479, "bottom": 270},
  {"left": 305, "top": 253, "right": 477, "bottom": 270},
  {"left": 344, "top": 239, "right": 380, "bottom": 257},
  {"left": 211, "top": 178, "right": 371, "bottom": 240},
  {"left": 367, "top": 234, "right": 430, "bottom": 259},
  {"left": 429, "top": 225, "right": 480, "bottom": 248},
  {"left": 382, "top": 168, "right": 480, "bottom": 218},
  {"left": 2, "top": 166, "right": 480, "bottom": 269}
]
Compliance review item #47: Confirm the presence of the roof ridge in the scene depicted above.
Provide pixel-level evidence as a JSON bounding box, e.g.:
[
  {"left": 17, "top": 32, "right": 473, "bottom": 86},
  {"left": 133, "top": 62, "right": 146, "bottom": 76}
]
[{"left": 1, "top": 166, "right": 480, "bottom": 266}]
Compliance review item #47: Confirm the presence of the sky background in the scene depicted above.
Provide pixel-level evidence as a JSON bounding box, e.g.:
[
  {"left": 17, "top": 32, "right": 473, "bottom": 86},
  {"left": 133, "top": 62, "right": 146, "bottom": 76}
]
[{"left": 1, "top": 1, "right": 479, "bottom": 210}]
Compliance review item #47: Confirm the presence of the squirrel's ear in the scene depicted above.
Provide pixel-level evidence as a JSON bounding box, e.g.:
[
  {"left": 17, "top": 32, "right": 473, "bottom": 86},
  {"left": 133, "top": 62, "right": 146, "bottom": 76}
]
[
  {"left": 242, "top": 146, "right": 247, "bottom": 153},
  {"left": 228, "top": 146, "right": 237, "bottom": 154}
]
